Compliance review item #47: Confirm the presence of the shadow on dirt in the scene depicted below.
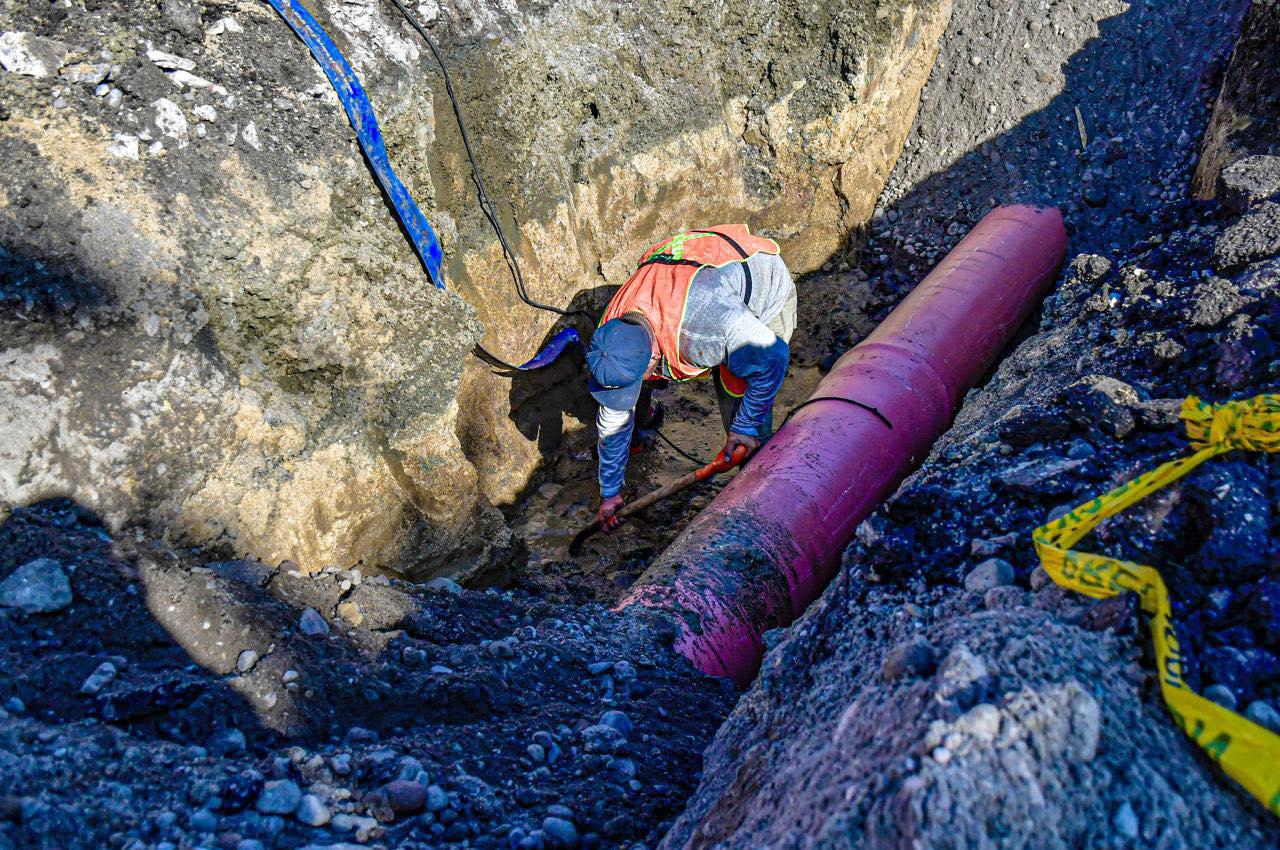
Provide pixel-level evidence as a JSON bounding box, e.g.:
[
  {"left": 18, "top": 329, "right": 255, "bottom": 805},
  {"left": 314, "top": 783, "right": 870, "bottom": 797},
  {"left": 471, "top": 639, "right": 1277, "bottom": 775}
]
[{"left": 0, "top": 498, "right": 736, "bottom": 849}]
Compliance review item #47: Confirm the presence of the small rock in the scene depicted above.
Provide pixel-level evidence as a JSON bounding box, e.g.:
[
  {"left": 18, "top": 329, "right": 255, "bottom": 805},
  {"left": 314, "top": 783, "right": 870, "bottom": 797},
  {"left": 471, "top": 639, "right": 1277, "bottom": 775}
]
[
  {"left": 236, "top": 841, "right": 266, "bottom": 850},
  {"left": 1245, "top": 700, "right": 1280, "bottom": 734},
  {"left": 425, "top": 577, "right": 463, "bottom": 595},
  {"left": 296, "top": 794, "right": 330, "bottom": 826},
  {"left": 189, "top": 808, "right": 218, "bottom": 832},
  {"left": 79, "top": 661, "right": 118, "bottom": 695},
  {"left": 607, "top": 757, "right": 636, "bottom": 782},
  {"left": 1065, "top": 439, "right": 1096, "bottom": 460},
  {"left": 299, "top": 608, "right": 329, "bottom": 636},
  {"left": 1029, "top": 566, "right": 1053, "bottom": 591},
  {"left": 145, "top": 48, "right": 196, "bottom": 72},
  {"left": 255, "top": 779, "right": 302, "bottom": 815},
  {"left": 237, "top": 649, "right": 260, "bottom": 673},
  {"left": 932, "top": 746, "right": 952, "bottom": 764},
  {"left": 1070, "top": 253, "right": 1112, "bottom": 283},
  {"left": 881, "top": 638, "right": 936, "bottom": 681},
  {"left": 1204, "top": 684, "right": 1237, "bottom": 711},
  {"left": 395, "top": 756, "right": 426, "bottom": 782},
  {"left": 60, "top": 61, "right": 109, "bottom": 85},
  {"left": 241, "top": 121, "right": 262, "bottom": 151},
  {"left": 1063, "top": 375, "right": 1140, "bottom": 438},
  {"left": 382, "top": 780, "right": 427, "bottom": 815},
  {"left": 1078, "top": 593, "right": 1137, "bottom": 634},
  {"left": 208, "top": 17, "right": 244, "bottom": 35},
  {"left": 0, "top": 31, "right": 68, "bottom": 77},
  {"left": 586, "top": 661, "right": 614, "bottom": 675},
  {"left": 0, "top": 559, "right": 72, "bottom": 613},
  {"left": 969, "top": 533, "right": 1015, "bottom": 557},
  {"left": 598, "top": 710, "right": 632, "bottom": 737},
  {"left": 282, "top": 670, "right": 300, "bottom": 684},
  {"left": 543, "top": 816, "right": 579, "bottom": 848},
  {"left": 344, "top": 726, "right": 377, "bottom": 744},
  {"left": 107, "top": 133, "right": 140, "bottom": 160},
  {"left": 969, "top": 54, "right": 982, "bottom": 66},
  {"left": 1082, "top": 182, "right": 1108, "bottom": 207},
  {"left": 1112, "top": 801, "right": 1139, "bottom": 839},
  {"left": 997, "top": 456, "right": 1086, "bottom": 495},
  {"left": 336, "top": 600, "right": 363, "bottom": 626},
  {"left": 935, "top": 645, "right": 990, "bottom": 704},
  {"left": 581, "top": 724, "right": 626, "bottom": 755},
  {"left": 526, "top": 743, "right": 546, "bottom": 763},
  {"left": 963, "top": 558, "right": 1014, "bottom": 593},
  {"left": 425, "top": 784, "right": 449, "bottom": 812},
  {"left": 1212, "top": 202, "right": 1280, "bottom": 272},
  {"left": 152, "top": 97, "right": 189, "bottom": 148},
  {"left": 206, "top": 727, "right": 247, "bottom": 756}
]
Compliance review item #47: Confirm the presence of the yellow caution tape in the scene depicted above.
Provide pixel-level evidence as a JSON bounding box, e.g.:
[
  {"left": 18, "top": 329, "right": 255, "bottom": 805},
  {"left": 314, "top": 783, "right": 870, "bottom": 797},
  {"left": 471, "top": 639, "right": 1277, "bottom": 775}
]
[{"left": 1033, "top": 393, "right": 1280, "bottom": 816}]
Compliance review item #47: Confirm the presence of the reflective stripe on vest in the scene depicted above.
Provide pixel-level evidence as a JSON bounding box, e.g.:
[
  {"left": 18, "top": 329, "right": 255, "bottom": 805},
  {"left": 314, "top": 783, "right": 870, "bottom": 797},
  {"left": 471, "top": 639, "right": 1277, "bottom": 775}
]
[{"left": 602, "top": 224, "right": 781, "bottom": 380}]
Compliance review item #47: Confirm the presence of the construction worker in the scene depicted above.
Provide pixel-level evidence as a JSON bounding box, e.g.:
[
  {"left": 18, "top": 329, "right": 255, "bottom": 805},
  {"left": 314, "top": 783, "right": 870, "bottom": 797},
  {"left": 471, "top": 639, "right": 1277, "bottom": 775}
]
[{"left": 586, "top": 224, "right": 797, "bottom": 532}]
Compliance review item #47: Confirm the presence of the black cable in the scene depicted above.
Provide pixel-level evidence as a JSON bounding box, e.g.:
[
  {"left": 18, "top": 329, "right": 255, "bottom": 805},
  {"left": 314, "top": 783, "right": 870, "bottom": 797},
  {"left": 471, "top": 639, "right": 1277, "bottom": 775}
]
[
  {"left": 471, "top": 342, "right": 525, "bottom": 372},
  {"left": 653, "top": 426, "right": 708, "bottom": 467},
  {"left": 779, "top": 396, "right": 893, "bottom": 430},
  {"left": 387, "top": 0, "right": 591, "bottom": 324}
]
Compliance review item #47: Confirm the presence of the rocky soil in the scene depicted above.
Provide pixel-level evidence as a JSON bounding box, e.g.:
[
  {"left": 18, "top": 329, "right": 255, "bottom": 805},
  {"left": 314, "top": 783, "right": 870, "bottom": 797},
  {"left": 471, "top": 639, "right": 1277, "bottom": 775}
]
[
  {"left": 663, "top": 0, "right": 1280, "bottom": 846},
  {"left": 0, "top": 499, "right": 734, "bottom": 850}
]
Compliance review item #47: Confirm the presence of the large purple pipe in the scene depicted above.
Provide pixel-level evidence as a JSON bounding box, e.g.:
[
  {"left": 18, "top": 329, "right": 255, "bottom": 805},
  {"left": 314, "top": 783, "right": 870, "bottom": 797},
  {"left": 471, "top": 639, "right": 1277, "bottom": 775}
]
[{"left": 620, "top": 205, "right": 1068, "bottom": 683}]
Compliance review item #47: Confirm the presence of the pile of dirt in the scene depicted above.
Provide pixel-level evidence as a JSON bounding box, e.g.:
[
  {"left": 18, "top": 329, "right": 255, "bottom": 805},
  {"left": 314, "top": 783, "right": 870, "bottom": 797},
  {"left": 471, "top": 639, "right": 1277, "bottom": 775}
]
[
  {"left": 0, "top": 499, "right": 734, "bottom": 850},
  {"left": 661, "top": 1, "right": 1280, "bottom": 846}
]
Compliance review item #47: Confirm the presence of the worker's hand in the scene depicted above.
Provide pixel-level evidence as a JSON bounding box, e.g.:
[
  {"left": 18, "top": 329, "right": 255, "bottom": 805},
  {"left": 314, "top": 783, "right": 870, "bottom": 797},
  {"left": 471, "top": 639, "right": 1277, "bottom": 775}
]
[
  {"left": 598, "top": 494, "right": 625, "bottom": 532},
  {"left": 722, "top": 432, "right": 760, "bottom": 464}
]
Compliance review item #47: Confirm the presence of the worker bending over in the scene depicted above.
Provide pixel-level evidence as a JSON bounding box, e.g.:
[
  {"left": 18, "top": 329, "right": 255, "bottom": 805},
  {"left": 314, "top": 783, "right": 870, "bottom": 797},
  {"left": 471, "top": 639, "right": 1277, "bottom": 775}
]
[{"left": 585, "top": 224, "right": 797, "bottom": 531}]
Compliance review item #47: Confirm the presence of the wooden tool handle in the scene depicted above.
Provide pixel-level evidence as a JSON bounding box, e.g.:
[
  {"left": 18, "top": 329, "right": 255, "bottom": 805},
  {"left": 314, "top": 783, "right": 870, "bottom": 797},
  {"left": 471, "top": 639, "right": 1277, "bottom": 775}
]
[{"left": 567, "top": 445, "right": 749, "bottom": 555}]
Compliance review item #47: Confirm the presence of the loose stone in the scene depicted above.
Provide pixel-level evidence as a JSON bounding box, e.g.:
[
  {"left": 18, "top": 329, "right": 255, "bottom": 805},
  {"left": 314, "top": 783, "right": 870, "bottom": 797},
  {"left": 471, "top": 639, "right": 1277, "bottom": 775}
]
[{"left": 255, "top": 779, "right": 302, "bottom": 815}]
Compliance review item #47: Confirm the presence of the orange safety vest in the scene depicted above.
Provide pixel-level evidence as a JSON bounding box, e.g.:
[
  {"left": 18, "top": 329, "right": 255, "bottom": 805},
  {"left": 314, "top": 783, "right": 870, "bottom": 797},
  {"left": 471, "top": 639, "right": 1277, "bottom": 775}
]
[{"left": 601, "top": 224, "right": 781, "bottom": 390}]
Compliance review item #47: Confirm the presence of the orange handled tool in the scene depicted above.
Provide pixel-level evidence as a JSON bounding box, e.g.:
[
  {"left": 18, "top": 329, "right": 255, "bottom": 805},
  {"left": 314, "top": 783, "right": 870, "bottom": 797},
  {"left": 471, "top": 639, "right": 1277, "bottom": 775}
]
[{"left": 568, "top": 445, "right": 749, "bottom": 556}]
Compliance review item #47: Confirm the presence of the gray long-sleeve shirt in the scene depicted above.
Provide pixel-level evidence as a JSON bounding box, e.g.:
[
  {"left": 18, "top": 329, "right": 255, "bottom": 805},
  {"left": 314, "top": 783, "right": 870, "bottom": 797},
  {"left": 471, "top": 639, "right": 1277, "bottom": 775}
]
[{"left": 597, "top": 252, "right": 795, "bottom": 497}]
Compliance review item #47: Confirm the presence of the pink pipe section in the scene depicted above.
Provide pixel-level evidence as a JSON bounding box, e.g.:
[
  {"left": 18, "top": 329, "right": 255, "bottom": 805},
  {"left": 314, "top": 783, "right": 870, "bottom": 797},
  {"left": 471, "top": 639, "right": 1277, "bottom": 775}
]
[{"left": 619, "top": 205, "right": 1068, "bottom": 684}]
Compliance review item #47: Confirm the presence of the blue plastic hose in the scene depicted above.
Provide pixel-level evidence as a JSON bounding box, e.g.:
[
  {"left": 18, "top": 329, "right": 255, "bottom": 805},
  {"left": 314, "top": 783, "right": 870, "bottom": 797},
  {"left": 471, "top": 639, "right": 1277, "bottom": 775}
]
[
  {"left": 266, "top": 0, "right": 446, "bottom": 288},
  {"left": 265, "top": 0, "right": 581, "bottom": 369}
]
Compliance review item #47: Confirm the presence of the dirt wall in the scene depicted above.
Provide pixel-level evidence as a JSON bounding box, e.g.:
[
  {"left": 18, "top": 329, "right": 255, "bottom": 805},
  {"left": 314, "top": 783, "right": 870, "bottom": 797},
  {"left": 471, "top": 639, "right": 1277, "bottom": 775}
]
[{"left": 0, "top": 0, "right": 949, "bottom": 577}]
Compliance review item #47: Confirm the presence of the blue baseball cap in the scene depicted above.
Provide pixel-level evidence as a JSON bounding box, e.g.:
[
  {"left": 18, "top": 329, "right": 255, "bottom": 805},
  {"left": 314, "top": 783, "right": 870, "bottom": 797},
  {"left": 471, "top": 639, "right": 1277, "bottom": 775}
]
[{"left": 586, "top": 319, "right": 653, "bottom": 410}]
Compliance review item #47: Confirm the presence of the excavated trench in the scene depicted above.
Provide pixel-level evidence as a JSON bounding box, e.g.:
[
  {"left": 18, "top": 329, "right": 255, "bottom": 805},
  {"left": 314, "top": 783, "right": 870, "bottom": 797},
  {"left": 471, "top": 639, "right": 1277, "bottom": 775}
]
[{"left": 3, "top": 1, "right": 1280, "bottom": 849}]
